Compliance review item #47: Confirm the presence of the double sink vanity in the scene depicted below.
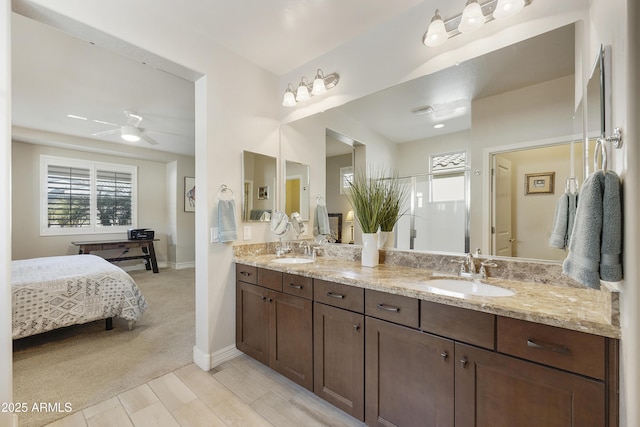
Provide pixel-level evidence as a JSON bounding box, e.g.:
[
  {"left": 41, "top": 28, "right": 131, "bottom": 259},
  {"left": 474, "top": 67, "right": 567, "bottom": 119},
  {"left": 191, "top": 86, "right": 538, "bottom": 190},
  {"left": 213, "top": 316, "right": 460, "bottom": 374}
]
[{"left": 235, "top": 244, "right": 619, "bottom": 426}]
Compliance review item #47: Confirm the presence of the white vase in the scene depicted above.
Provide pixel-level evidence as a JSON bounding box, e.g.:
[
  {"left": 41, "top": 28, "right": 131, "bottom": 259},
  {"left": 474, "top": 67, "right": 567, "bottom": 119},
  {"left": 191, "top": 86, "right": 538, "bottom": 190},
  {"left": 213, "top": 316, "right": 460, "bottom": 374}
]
[
  {"left": 361, "top": 233, "right": 379, "bottom": 267},
  {"left": 378, "top": 231, "right": 395, "bottom": 249}
]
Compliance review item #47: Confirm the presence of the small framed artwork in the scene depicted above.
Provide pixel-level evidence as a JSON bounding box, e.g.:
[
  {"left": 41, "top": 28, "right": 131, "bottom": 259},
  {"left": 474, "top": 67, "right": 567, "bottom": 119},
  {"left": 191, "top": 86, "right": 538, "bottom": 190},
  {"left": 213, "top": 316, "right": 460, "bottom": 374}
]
[
  {"left": 525, "top": 172, "right": 555, "bottom": 195},
  {"left": 340, "top": 166, "right": 354, "bottom": 195},
  {"left": 328, "top": 213, "right": 343, "bottom": 243},
  {"left": 184, "top": 176, "right": 195, "bottom": 212},
  {"left": 258, "top": 186, "right": 270, "bottom": 200}
]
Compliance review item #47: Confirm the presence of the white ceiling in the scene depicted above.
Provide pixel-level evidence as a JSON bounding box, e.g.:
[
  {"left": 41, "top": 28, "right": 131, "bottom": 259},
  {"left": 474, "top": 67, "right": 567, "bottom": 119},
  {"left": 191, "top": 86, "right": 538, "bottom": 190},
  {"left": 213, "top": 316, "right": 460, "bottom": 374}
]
[
  {"left": 11, "top": 0, "right": 422, "bottom": 156},
  {"left": 11, "top": 1, "right": 574, "bottom": 156}
]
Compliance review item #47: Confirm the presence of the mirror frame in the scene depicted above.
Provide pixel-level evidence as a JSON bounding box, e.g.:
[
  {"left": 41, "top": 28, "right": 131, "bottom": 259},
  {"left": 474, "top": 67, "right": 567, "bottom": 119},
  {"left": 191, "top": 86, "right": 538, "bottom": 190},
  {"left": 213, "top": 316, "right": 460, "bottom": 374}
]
[{"left": 242, "top": 150, "right": 277, "bottom": 222}]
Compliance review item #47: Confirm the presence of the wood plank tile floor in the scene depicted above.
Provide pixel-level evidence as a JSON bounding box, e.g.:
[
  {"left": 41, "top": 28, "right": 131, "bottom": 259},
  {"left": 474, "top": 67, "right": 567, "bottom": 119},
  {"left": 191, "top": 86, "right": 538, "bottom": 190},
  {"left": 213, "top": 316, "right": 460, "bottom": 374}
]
[{"left": 45, "top": 354, "right": 366, "bottom": 427}]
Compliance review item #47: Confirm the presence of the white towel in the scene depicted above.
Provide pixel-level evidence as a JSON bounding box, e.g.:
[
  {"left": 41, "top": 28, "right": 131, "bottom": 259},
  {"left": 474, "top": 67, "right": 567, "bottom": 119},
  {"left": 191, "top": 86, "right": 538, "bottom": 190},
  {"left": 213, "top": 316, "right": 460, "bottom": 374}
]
[
  {"left": 562, "top": 170, "right": 622, "bottom": 288},
  {"left": 218, "top": 199, "right": 237, "bottom": 242},
  {"left": 314, "top": 204, "right": 331, "bottom": 235}
]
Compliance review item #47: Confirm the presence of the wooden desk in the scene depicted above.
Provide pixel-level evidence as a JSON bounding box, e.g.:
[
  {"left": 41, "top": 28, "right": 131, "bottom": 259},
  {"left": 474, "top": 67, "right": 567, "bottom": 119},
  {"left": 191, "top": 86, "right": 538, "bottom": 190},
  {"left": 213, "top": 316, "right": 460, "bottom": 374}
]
[{"left": 72, "top": 239, "right": 159, "bottom": 273}]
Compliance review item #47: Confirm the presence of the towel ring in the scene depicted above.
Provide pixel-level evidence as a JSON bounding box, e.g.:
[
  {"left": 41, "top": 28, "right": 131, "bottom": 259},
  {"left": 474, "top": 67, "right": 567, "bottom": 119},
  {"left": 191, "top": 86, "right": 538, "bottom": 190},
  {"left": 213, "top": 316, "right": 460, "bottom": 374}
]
[
  {"left": 594, "top": 138, "right": 608, "bottom": 173},
  {"left": 218, "top": 185, "right": 234, "bottom": 201}
]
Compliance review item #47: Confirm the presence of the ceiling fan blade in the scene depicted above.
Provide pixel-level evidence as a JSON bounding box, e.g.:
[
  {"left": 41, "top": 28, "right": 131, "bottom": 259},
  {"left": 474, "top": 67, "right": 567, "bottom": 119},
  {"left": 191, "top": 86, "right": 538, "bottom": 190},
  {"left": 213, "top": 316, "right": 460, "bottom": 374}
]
[
  {"left": 92, "top": 128, "right": 120, "bottom": 137},
  {"left": 139, "top": 127, "right": 185, "bottom": 136},
  {"left": 140, "top": 133, "right": 159, "bottom": 145}
]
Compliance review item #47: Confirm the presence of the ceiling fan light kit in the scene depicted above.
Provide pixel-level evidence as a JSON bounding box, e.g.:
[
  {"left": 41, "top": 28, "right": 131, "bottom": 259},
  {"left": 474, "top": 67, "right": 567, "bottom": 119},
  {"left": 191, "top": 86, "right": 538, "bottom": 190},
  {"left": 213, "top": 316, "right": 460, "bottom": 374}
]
[
  {"left": 89, "top": 110, "right": 164, "bottom": 145},
  {"left": 121, "top": 125, "right": 141, "bottom": 142},
  {"left": 282, "top": 68, "right": 339, "bottom": 107},
  {"left": 423, "top": 0, "right": 531, "bottom": 47}
]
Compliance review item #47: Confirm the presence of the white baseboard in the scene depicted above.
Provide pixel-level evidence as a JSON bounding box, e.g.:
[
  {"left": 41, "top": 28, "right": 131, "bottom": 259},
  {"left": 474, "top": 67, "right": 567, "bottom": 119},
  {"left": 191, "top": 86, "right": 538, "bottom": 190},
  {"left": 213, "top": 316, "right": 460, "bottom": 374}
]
[
  {"left": 170, "top": 261, "right": 195, "bottom": 270},
  {"left": 192, "top": 344, "right": 242, "bottom": 371},
  {"left": 120, "top": 261, "right": 168, "bottom": 272}
]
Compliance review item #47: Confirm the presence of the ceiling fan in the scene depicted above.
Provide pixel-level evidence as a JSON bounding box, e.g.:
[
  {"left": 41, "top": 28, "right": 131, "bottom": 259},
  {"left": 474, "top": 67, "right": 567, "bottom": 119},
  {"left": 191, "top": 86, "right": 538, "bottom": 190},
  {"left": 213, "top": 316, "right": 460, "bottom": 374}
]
[{"left": 91, "top": 110, "right": 159, "bottom": 145}]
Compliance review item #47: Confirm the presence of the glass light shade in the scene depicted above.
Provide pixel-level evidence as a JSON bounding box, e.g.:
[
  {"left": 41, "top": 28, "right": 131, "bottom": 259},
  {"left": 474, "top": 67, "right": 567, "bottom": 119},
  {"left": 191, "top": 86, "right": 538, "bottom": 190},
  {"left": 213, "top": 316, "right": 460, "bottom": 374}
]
[
  {"left": 296, "top": 83, "right": 310, "bottom": 102},
  {"left": 121, "top": 125, "right": 141, "bottom": 142},
  {"left": 282, "top": 89, "right": 296, "bottom": 107},
  {"left": 493, "top": 0, "right": 525, "bottom": 19},
  {"left": 458, "top": 1, "right": 485, "bottom": 34},
  {"left": 423, "top": 12, "right": 448, "bottom": 47},
  {"left": 312, "top": 77, "right": 327, "bottom": 96},
  {"left": 346, "top": 210, "right": 354, "bottom": 222}
]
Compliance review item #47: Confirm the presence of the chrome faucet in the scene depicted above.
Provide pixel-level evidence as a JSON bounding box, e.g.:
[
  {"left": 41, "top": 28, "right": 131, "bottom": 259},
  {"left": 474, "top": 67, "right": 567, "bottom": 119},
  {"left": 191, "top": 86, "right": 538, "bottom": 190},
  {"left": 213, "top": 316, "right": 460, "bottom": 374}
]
[
  {"left": 454, "top": 254, "right": 497, "bottom": 279},
  {"left": 299, "top": 241, "right": 311, "bottom": 256}
]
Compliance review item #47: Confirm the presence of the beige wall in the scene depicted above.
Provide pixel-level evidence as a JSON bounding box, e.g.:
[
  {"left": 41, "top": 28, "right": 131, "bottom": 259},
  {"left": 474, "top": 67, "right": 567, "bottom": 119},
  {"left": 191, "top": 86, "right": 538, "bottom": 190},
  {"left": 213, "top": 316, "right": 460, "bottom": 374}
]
[
  {"left": 326, "top": 153, "right": 352, "bottom": 242},
  {"left": 11, "top": 140, "right": 195, "bottom": 268}
]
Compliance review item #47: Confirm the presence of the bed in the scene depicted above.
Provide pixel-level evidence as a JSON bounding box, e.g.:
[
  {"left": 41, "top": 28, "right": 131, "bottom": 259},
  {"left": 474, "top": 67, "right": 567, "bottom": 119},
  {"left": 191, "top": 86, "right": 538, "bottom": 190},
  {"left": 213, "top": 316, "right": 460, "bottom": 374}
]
[{"left": 11, "top": 254, "right": 149, "bottom": 340}]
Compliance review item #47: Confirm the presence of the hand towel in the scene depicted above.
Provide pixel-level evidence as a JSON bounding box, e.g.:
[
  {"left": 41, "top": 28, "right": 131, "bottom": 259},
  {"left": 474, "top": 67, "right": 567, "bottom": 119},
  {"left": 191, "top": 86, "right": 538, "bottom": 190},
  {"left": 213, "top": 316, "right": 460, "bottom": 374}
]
[
  {"left": 548, "top": 193, "right": 569, "bottom": 249},
  {"left": 562, "top": 170, "right": 622, "bottom": 288},
  {"left": 566, "top": 192, "right": 578, "bottom": 246},
  {"left": 218, "top": 199, "right": 237, "bottom": 242},
  {"left": 600, "top": 171, "right": 622, "bottom": 281},
  {"left": 314, "top": 204, "right": 331, "bottom": 235}
]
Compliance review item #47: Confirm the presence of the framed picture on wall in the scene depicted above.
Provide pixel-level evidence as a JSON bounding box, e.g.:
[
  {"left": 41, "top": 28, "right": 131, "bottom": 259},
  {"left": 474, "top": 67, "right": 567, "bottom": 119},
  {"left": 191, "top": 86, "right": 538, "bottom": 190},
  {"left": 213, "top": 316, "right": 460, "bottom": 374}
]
[
  {"left": 525, "top": 172, "right": 555, "bottom": 195},
  {"left": 258, "top": 186, "right": 270, "bottom": 200},
  {"left": 328, "top": 213, "right": 343, "bottom": 243},
  {"left": 184, "top": 176, "right": 195, "bottom": 212}
]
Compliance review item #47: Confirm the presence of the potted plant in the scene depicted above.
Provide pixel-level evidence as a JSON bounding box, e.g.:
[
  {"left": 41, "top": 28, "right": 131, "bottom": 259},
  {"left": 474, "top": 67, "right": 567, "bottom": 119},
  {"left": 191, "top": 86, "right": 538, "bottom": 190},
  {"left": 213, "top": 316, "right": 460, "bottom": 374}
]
[
  {"left": 379, "top": 172, "right": 408, "bottom": 249},
  {"left": 346, "top": 166, "right": 392, "bottom": 267}
]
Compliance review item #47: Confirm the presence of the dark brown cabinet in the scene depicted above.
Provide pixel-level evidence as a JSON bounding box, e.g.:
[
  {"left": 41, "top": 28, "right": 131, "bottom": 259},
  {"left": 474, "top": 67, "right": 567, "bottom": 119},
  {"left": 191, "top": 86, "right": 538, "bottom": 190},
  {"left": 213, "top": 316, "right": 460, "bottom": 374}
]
[
  {"left": 236, "top": 266, "right": 313, "bottom": 391},
  {"left": 314, "top": 302, "right": 365, "bottom": 420},
  {"left": 365, "top": 316, "right": 455, "bottom": 427},
  {"left": 236, "top": 264, "right": 618, "bottom": 427},
  {"left": 455, "top": 342, "right": 606, "bottom": 427}
]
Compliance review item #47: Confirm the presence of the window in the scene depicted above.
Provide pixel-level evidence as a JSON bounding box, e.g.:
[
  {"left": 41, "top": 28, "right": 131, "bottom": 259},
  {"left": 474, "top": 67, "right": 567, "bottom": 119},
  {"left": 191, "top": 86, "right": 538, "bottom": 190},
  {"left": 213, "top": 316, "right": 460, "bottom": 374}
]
[
  {"left": 429, "top": 151, "right": 468, "bottom": 202},
  {"left": 41, "top": 155, "right": 137, "bottom": 235}
]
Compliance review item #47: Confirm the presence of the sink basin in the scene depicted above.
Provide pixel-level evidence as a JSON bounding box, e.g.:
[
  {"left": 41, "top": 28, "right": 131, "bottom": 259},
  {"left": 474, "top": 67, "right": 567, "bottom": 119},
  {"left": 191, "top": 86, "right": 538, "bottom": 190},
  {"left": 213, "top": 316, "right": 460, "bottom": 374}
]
[
  {"left": 272, "top": 257, "right": 315, "bottom": 264},
  {"left": 425, "top": 279, "right": 515, "bottom": 297}
]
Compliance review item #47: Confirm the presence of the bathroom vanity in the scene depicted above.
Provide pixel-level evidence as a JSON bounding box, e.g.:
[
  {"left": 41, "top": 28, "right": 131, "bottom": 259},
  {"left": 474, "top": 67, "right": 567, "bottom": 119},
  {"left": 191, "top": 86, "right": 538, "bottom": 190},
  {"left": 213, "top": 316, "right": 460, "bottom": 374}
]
[{"left": 235, "top": 253, "right": 619, "bottom": 427}]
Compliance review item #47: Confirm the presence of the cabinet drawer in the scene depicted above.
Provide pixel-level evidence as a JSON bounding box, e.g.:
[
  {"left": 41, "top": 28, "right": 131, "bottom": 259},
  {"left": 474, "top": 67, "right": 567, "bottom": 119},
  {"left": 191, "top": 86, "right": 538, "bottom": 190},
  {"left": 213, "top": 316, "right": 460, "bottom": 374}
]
[
  {"left": 283, "top": 273, "right": 313, "bottom": 300},
  {"left": 258, "top": 268, "right": 283, "bottom": 291},
  {"left": 365, "top": 289, "right": 419, "bottom": 328},
  {"left": 314, "top": 279, "right": 364, "bottom": 313},
  {"left": 236, "top": 264, "right": 257, "bottom": 284},
  {"left": 497, "top": 317, "right": 606, "bottom": 380},
  {"left": 421, "top": 301, "right": 495, "bottom": 350}
]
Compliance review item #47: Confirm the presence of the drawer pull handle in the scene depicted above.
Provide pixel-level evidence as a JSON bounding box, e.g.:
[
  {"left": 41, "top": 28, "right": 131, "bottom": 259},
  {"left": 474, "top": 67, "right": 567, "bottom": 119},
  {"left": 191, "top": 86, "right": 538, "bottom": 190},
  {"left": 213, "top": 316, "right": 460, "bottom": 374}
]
[
  {"left": 240, "top": 271, "right": 252, "bottom": 277},
  {"left": 327, "top": 292, "right": 345, "bottom": 299},
  {"left": 526, "top": 339, "right": 570, "bottom": 354},
  {"left": 353, "top": 324, "right": 360, "bottom": 332},
  {"left": 460, "top": 358, "right": 468, "bottom": 369},
  {"left": 377, "top": 303, "right": 400, "bottom": 313},
  {"left": 288, "top": 283, "right": 303, "bottom": 290},
  {"left": 267, "top": 298, "right": 273, "bottom": 303},
  {"left": 441, "top": 352, "right": 448, "bottom": 361},
  {"left": 261, "top": 296, "right": 266, "bottom": 301}
]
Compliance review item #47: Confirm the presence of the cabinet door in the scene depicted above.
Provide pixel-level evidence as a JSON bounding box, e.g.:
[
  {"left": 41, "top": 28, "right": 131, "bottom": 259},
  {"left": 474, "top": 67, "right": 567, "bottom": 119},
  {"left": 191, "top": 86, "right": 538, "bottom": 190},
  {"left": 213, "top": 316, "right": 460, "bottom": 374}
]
[
  {"left": 365, "top": 316, "right": 455, "bottom": 427},
  {"left": 269, "top": 290, "right": 313, "bottom": 390},
  {"left": 314, "top": 303, "right": 365, "bottom": 421},
  {"left": 236, "top": 281, "right": 269, "bottom": 364},
  {"left": 455, "top": 342, "right": 605, "bottom": 427}
]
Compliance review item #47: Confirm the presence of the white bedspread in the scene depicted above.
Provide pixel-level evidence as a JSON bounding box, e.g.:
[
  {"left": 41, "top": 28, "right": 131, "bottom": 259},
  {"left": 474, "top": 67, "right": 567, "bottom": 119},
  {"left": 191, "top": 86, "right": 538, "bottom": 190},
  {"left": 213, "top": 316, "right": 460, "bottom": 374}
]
[{"left": 12, "top": 254, "right": 149, "bottom": 339}]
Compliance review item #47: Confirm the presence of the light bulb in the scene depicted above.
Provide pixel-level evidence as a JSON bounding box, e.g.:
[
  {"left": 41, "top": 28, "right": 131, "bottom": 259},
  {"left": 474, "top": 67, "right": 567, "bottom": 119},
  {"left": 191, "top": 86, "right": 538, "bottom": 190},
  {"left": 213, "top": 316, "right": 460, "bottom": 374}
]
[
  {"left": 458, "top": 0, "right": 485, "bottom": 34},
  {"left": 312, "top": 72, "right": 327, "bottom": 96},
  {"left": 121, "top": 125, "right": 141, "bottom": 142},
  {"left": 423, "top": 10, "right": 448, "bottom": 47},
  {"left": 493, "top": 0, "right": 525, "bottom": 19},
  {"left": 296, "top": 79, "right": 310, "bottom": 102},
  {"left": 282, "top": 87, "right": 296, "bottom": 107}
]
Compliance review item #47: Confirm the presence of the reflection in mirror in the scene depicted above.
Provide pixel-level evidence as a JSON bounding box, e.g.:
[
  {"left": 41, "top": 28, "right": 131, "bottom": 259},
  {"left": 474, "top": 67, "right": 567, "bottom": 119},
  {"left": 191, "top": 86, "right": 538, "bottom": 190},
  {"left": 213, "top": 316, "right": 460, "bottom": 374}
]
[
  {"left": 242, "top": 151, "right": 277, "bottom": 222},
  {"left": 270, "top": 211, "right": 289, "bottom": 237},
  {"left": 585, "top": 45, "right": 609, "bottom": 176},
  {"left": 282, "top": 23, "right": 582, "bottom": 262},
  {"left": 284, "top": 161, "right": 310, "bottom": 221},
  {"left": 290, "top": 212, "right": 304, "bottom": 238}
]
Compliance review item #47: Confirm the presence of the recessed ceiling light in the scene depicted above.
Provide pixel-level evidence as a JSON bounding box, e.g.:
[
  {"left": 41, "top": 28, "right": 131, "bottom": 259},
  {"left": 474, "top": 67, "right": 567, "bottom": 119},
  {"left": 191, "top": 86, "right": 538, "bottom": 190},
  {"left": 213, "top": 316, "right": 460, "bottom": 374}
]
[
  {"left": 67, "top": 114, "right": 87, "bottom": 120},
  {"left": 434, "top": 123, "right": 445, "bottom": 129}
]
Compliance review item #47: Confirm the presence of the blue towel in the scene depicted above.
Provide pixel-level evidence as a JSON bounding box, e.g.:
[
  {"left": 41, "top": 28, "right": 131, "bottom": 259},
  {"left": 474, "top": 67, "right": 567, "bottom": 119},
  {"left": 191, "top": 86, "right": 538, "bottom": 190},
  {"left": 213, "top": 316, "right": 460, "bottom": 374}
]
[
  {"left": 314, "top": 204, "right": 331, "bottom": 235},
  {"left": 218, "top": 199, "right": 237, "bottom": 242},
  {"left": 562, "top": 171, "right": 622, "bottom": 288},
  {"left": 549, "top": 193, "right": 569, "bottom": 249}
]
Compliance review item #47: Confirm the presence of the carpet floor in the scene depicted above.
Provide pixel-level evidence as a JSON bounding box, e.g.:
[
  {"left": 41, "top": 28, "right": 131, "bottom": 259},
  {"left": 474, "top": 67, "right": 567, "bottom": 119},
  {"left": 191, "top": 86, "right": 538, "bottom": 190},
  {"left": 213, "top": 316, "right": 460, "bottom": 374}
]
[{"left": 12, "top": 267, "right": 195, "bottom": 427}]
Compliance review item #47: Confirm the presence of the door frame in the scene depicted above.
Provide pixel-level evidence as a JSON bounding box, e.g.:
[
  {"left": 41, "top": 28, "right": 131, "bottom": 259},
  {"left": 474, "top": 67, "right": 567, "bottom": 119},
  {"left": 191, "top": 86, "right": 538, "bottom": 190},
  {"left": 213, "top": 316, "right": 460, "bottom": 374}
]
[{"left": 482, "top": 133, "right": 583, "bottom": 256}]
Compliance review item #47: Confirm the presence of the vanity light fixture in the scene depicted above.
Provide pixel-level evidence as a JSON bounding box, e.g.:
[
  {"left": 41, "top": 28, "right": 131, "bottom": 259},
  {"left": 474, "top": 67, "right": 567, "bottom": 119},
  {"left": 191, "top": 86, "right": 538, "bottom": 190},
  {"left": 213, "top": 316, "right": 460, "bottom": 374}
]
[
  {"left": 423, "top": 0, "right": 532, "bottom": 47},
  {"left": 282, "top": 69, "right": 340, "bottom": 107},
  {"left": 458, "top": 0, "right": 486, "bottom": 33}
]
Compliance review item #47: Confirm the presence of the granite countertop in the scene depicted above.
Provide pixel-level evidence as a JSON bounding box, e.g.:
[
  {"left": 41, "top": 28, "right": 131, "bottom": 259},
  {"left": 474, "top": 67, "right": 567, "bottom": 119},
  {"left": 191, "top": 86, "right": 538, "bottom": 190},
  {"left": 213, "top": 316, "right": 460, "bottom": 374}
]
[{"left": 234, "top": 254, "right": 621, "bottom": 339}]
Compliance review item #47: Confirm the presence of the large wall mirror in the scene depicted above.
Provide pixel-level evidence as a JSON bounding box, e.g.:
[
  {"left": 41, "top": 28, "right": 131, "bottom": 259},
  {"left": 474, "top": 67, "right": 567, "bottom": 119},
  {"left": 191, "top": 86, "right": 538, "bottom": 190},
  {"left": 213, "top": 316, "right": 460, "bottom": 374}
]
[
  {"left": 282, "top": 22, "right": 609, "bottom": 263},
  {"left": 242, "top": 151, "right": 277, "bottom": 222},
  {"left": 284, "top": 160, "right": 310, "bottom": 220}
]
